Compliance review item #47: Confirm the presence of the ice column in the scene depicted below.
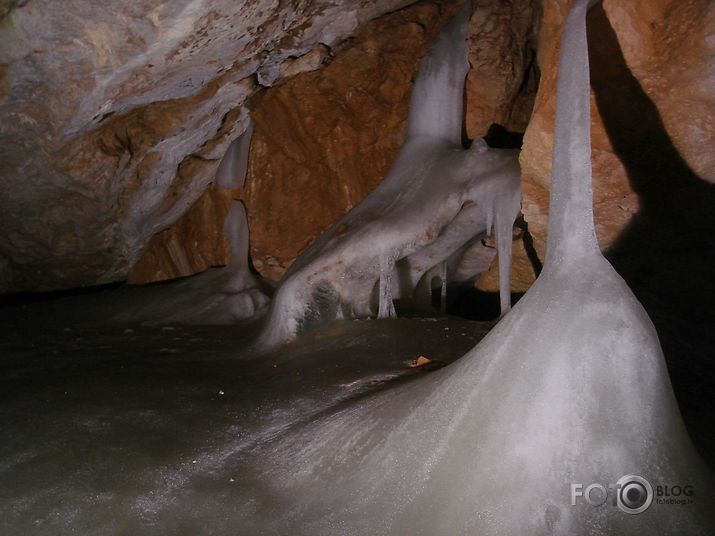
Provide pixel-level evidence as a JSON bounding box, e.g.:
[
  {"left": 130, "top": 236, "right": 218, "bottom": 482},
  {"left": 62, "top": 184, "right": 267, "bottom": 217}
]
[
  {"left": 216, "top": 120, "right": 254, "bottom": 190},
  {"left": 544, "top": 0, "right": 599, "bottom": 268},
  {"left": 439, "top": 261, "right": 447, "bottom": 315},
  {"left": 495, "top": 197, "right": 513, "bottom": 314},
  {"left": 377, "top": 255, "right": 397, "bottom": 319}
]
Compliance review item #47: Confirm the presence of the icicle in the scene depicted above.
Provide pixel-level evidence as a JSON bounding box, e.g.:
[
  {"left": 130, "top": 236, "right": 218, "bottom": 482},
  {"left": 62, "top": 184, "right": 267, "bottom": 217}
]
[
  {"left": 439, "top": 261, "right": 447, "bottom": 315},
  {"left": 223, "top": 202, "right": 248, "bottom": 268},
  {"left": 377, "top": 255, "right": 396, "bottom": 319},
  {"left": 485, "top": 204, "right": 493, "bottom": 237},
  {"left": 215, "top": 120, "right": 254, "bottom": 190},
  {"left": 494, "top": 196, "right": 513, "bottom": 315}
]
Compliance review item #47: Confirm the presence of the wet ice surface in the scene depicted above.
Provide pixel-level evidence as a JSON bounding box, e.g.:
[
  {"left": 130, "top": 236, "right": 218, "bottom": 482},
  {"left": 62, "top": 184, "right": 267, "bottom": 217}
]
[{"left": 0, "top": 296, "right": 489, "bottom": 535}]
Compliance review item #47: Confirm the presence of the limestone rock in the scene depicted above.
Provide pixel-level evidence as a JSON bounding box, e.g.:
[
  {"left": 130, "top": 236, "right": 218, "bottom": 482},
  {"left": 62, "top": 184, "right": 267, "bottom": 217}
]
[
  {"left": 519, "top": 0, "right": 715, "bottom": 275},
  {"left": 2, "top": 0, "right": 712, "bottom": 298},
  {"left": 0, "top": 0, "right": 417, "bottom": 293},
  {"left": 465, "top": 0, "right": 540, "bottom": 139},
  {"left": 244, "top": 0, "right": 462, "bottom": 280},
  {"left": 127, "top": 188, "right": 235, "bottom": 284}
]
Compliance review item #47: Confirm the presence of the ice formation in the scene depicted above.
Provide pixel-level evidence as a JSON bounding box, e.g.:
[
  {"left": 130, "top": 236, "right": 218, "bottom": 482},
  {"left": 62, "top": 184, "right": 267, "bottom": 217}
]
[
  {"left": 114, "top": 122, "right": 269, "bottom": 325},
  {"left": 256, "top": 2, "right": 521, "bottom": 348},
  {"left": 228, "top": 1, "right": 713, "bottom": 534}
]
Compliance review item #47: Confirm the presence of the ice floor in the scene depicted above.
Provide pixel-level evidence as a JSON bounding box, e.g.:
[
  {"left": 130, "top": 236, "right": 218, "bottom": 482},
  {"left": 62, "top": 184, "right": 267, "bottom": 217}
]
[
  {"left": 1, "top": 274, "right": 713, "bottom": 534},
  {"left": 0, "top": 286, "right": 492, "bottom": 535}
]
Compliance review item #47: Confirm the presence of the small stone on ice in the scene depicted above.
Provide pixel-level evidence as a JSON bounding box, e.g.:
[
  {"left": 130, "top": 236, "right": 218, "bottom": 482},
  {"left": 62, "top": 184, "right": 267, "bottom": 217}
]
[{"left": 409, "top": 355, "right": 431, "bottom": 368}]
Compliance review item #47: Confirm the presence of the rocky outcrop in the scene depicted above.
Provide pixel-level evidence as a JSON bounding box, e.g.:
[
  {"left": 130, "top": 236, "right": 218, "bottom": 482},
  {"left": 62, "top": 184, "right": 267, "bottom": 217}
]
[
  {"left": 465, "top": 0, "right": 540, "bottom": 139},
  {"left": 244, "top": 0, "right": 462, "bottom": 281},
  {"left": 126, "top": 188, "right": 234, "bottom": 284},
  {"left": 519, "top": 0, "right": 715, "bottom": 276},
  {"left": 0, "top": 0, "right": 418, "bottom": 293},
  {"left": 1, "top": 0, "right": 712, "bottom": 297}
]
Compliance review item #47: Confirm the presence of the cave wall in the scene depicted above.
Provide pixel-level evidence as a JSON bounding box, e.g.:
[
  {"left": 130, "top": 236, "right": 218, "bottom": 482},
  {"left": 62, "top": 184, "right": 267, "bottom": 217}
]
[
  {"left": 0, "top": 0, "right": 418, "bottom": 293},
  {"left": 1, "top": 0, "right": 713, "bottom": 294},
  {"left": 518, "top": 0, "right": 715, "bottom": 282},
  {"left": 241, "top": 0, "right": 543, "bottom": 288},
  {"left": 244, "top": 0, "right": 462, "bottom": 281},
  {"left": 126, "top": 188, "right": 235, "bottom": 284},
  {"left": 239, "top": 0, "right": 715, "bottom": 294}
]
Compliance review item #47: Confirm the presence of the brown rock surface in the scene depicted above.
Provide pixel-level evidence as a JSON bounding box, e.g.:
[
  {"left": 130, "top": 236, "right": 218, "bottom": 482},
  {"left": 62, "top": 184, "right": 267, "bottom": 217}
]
[
  {"left": 0, "top": 0, "right": 419, "bottom": 293},
  {"left": 127, "top": 188, "right": 235, "bottom": 284},
  {"left": 244, "top": 0, "right": 462, "bottom": 280},
  {"left": 465, "top": 0, "right": 540, "bottom": 139},
  {"left": 518, "top": 0, "right": 715, "bottom": 277},
  {"left": 2, "top": 0, "right": 712, "bottom": 298}
]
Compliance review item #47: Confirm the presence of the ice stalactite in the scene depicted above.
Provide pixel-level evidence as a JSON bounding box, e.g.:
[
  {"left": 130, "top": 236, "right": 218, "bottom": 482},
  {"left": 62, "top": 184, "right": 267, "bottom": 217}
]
[
  {"left": 231, "top": 1, "right": 713, "bottom": 534},
  {"left": 439, "top": 260, "right": 447, "bottom": 315},
  {"left": 215, "top": 121, "right": 254, "bottom": 190},
  {"left": 257, "top": 2, "right": 521, "bottom": 348},
  {"left": 377, "top": 255, "right": 397, "bottom": 319},
  {"left": 115, "top": 121, "right": 269, "bottom": 324}
]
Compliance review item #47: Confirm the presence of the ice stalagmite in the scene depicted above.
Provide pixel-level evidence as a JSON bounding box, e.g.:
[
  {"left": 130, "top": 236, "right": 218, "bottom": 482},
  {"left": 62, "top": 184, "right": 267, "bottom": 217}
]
[
  {"left": 256, "top": 2, "right": 521, "bottom": 348},
  {"left": 232, "top": 1, "right": 713, "bottom": 534},
  {"left": 377, "top": 255, "right": 397, "bottom": 319},
  {"left": 115, "top": 121, "right": 269, "bottom": 324}
]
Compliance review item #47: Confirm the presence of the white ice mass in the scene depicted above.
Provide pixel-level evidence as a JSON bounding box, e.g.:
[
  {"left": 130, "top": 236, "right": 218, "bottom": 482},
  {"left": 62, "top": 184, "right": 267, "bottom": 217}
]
[
  {"left": 226, "top": 1, "right": 713, "bottom": 534},
  {"left": 256, "top": 2, "right": 521, "bottom": 348},
  {"left": 114, "top": 121, "right": 269, "bottom": 325}
]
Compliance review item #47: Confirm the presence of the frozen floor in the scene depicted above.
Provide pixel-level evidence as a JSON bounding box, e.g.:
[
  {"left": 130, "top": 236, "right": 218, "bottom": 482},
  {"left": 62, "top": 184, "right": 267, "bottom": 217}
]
[
  {"left": 0, "top": 288, "right": 492, "bottom": 535},
  {"left": 1, "top": 272, "right": 713, "bottom": 535}
]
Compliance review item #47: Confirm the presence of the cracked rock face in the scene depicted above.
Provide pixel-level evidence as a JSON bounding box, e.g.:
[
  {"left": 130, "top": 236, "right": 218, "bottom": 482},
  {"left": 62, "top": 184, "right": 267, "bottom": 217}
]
[
  {"left": 0, "top": 0, "right": 415, "bottom": 292},
  {"left": 1, "top": 0, "right": 713, "bottom": 295},
  {"left": 519, "top": 0, "right": 715, "bottom": 268},
  {"left": 244, "top": 0, "right": 462, "bottom": 282}
]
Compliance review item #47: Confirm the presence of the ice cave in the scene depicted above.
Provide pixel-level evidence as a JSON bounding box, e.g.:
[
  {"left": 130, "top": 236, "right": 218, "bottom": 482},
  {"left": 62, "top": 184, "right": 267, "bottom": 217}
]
[{"left": 0, "top": 0, "right": 714, "bottom": 534}]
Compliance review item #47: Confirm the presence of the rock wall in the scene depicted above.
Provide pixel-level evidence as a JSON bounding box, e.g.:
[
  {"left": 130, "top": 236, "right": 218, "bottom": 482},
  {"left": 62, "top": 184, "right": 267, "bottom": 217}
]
[
  {"left": 242, "top": 0, "right": 542, "bottom": 287},
  {"left": 465, "top": 0, "right": 540, "bottom": 139},
  {"left": 0, "top": 0, "right": 417, "bottom": 292},
  {"left": 519, "top": 0, "right": 715, "bottom": 273},
  {"left": 1, "top": 0, "right": 712, "bottom": 295},
  {"left": 244, "top": 0, "right": 462, "bottom": 281},
  {"left": 126, "top": 188, "right": 235, "bottom": 284}
]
